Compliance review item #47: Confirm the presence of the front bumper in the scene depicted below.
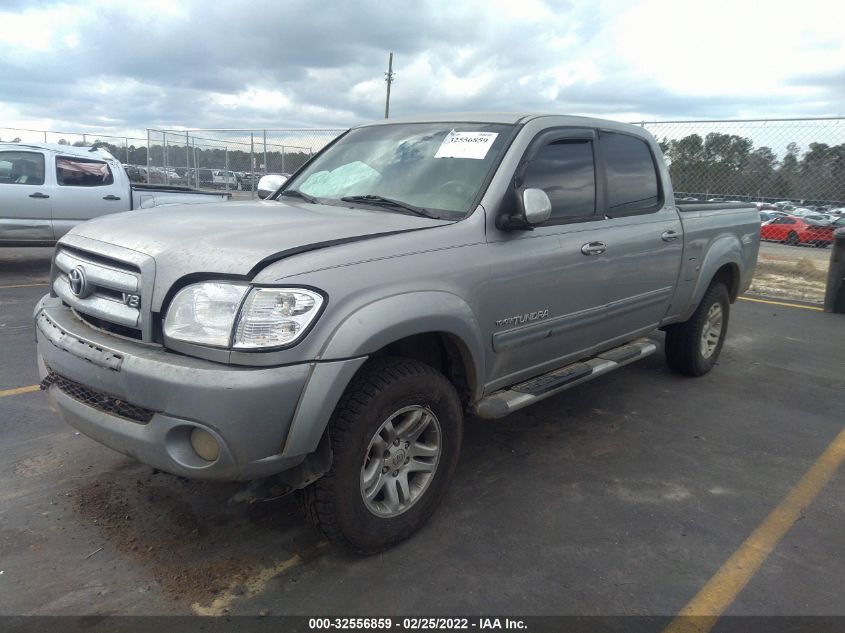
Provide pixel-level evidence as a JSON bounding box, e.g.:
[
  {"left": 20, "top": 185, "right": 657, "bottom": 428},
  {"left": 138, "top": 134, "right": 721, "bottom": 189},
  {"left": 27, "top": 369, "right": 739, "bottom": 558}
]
[{"left": 35, "top": 295, "right": 341, "bottom": 481}]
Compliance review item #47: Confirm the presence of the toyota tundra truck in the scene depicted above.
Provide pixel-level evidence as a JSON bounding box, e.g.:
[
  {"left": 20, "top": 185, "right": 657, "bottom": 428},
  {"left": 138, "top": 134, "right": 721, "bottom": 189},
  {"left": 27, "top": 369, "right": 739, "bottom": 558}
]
[{"left": 34, "top": 114, "right": 760, "bottom": 552}]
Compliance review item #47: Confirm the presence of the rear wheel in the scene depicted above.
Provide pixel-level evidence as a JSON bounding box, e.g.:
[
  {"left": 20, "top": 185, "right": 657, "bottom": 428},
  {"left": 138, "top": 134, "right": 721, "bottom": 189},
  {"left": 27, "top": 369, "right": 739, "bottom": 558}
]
[
  {"left": 299, "top": 357, "right": 463, "bottom": 553},
  {"left": 786, "top": 231, "right": 800, "bottom": 246},
  {"left": 665, "top": 282, "right": 730, "bottom": 377}
]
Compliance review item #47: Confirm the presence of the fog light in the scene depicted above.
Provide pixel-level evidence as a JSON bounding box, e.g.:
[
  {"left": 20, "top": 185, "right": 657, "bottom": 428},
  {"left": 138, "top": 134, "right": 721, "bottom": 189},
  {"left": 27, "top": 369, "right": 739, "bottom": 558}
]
[{"left": 190, "top": 427, "right": 220, "bottom": 462}]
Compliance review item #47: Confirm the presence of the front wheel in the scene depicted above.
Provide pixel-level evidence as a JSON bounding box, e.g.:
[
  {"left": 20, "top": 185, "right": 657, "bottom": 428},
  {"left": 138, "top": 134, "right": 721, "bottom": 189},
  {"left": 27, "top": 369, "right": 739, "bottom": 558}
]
[
  {"left": 664, "top": 282, "right": 730, "bottom": 377},
  {"left": 786, "top": 231, "right": 800, "bottom": 246},
  {"left": 299, "top": 357, "right": 463, "bottom": 553}
]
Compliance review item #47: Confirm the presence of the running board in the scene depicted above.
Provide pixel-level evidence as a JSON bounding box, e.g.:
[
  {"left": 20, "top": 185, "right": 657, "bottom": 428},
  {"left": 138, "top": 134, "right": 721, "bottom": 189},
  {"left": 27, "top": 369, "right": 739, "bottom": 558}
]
[{"left": 472, "top": 338, "right": 657, "bottom": 419}]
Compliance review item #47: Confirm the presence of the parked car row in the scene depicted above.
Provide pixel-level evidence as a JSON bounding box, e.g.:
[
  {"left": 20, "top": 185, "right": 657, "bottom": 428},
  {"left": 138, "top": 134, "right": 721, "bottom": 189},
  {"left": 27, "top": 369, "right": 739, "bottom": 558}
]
[{"left": 121, "top": 165, "right": 289, "bottom": 190}]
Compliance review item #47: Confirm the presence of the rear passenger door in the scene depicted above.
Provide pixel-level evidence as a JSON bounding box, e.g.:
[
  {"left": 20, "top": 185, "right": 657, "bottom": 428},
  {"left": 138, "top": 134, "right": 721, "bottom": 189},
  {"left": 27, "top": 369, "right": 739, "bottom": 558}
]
[
  {"left": 596, "top": 130, "right": 683, "bottom": 344},
  {"left": 51, "top": 154, "right": 126, "bottom": 239},
  {"left": 0, "top": 149, "right": 54, "bottom": 242}
]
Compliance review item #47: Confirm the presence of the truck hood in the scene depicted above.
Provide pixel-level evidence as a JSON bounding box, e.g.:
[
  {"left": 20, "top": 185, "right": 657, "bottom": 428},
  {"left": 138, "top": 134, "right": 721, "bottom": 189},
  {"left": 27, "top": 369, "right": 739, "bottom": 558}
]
[{"left": 65, "top": 200, "right": 451, "bottom": 309}]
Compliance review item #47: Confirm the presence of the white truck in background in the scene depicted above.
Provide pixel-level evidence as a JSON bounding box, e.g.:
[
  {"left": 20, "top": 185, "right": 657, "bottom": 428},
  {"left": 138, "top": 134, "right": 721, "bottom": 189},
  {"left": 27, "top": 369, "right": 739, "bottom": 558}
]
[{"left": 0, "top": 143, "right": 231, "bottom": 246}]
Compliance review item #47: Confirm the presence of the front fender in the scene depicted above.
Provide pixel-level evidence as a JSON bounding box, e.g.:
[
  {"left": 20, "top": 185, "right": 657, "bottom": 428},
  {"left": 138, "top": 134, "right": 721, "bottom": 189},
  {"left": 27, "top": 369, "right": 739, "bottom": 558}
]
[
  {"left": 319, "top": 291, "right": 485, "bottom": 380},
  {"left": 280, "top": 292, "right": 486, "bottom": 458}
]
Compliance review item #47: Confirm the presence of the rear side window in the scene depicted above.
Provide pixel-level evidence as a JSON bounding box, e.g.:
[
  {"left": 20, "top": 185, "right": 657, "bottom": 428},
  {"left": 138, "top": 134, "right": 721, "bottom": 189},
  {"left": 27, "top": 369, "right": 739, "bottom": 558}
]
[
  {"left": 602, "top": 132, "right": 660, "bottom": 214},
  {"left": 57, "top": 156, "right": 114, "bottom": 187},
  {"left": 522, "top": 140, "right": 596, "bottom": 220},
  {"left": 0, "top": 151, "right": 45, "bottom": 185}
]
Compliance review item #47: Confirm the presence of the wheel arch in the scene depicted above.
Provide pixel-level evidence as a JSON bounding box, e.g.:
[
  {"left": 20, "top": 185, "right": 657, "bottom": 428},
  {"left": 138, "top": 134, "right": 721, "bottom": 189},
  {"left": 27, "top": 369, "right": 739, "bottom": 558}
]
[
  {"left": 680, "top": 235, "right": 744, "bottom": 321},
  {"left": 282, "top": 292, "right": 485, "bottom": 459}
]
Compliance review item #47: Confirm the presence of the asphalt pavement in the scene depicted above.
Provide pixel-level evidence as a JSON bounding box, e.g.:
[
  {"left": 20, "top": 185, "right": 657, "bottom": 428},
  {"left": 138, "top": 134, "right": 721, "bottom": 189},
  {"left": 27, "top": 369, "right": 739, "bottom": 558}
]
[{"left": 1, "top": 247, "right": 843, "bottom": 620}]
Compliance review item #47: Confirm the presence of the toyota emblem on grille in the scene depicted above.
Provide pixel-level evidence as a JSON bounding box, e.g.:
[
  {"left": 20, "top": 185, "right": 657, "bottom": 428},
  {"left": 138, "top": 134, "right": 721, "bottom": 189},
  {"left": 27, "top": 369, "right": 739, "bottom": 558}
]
[{"left": 68, "top": 266, "right": 90, "bottom": 298}]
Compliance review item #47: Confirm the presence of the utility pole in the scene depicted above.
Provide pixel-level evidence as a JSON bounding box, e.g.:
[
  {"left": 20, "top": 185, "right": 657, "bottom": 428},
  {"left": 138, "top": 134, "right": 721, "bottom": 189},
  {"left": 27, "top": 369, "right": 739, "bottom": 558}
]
[{"left": 384, "top": 51, "right": 395, "bottom": 119}]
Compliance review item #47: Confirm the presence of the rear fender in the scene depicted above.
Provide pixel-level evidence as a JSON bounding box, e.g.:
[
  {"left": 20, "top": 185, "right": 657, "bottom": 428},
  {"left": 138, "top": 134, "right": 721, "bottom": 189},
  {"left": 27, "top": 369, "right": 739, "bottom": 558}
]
[{"left": 680, "top": 234, "right": 743, "bottom": 321}]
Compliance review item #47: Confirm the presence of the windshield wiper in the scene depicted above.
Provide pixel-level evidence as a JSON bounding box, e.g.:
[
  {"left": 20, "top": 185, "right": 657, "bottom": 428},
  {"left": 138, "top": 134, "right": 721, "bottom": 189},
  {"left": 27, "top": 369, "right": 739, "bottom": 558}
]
[
  {"left": 340, "top": 195, "right": 441, "bottom": 219},
  {"left": 278, "top": 189, "right": 319, "bottom": 203}
]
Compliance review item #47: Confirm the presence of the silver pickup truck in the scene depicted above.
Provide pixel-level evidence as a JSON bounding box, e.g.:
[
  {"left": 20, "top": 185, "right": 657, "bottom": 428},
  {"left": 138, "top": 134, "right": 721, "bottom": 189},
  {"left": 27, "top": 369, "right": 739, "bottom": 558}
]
[
  {"left": 34, "top": 113, "right": 759, "bottom": 552},
  {"left": 0, "top": 143, "right": 230, "bottom": 246}
]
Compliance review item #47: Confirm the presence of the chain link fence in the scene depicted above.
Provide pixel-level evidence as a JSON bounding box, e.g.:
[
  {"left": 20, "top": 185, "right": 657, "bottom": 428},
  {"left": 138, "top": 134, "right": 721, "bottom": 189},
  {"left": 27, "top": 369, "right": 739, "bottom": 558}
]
[
  {"left": 640, "top": 117, "right": 845, "bottom": 207},
  {"left": 640, "top": 117, "right": 845, "bottom": 304},
  {"left": 145, "top": 128, "right": 344, "bottom": 196}
]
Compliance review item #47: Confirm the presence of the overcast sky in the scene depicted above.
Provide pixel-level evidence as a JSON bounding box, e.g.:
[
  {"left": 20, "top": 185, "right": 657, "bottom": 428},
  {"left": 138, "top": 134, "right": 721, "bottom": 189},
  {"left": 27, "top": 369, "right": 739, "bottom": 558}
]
[{"left": 1, "top": 0, "right": 844, "bottom": 139}]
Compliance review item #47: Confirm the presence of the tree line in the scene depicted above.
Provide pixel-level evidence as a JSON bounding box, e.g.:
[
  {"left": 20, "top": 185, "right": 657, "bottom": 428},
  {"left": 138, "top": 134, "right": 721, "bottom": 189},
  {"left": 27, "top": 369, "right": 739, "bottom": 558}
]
[{"left": 657, "top": 133, "right": 845, "bottom": 204}]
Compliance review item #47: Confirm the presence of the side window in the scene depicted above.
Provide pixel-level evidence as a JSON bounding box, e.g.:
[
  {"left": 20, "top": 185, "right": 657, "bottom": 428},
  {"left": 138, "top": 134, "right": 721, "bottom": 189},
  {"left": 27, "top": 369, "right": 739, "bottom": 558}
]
[
  {"left": 522, "top": 140, "right": 596, "bottom": 220},
  {"left": 602, "top": 132, "right": 660, "bottom": 214},
  {"left": 783, "top": 218, "right": 796, "bottom": 224},
  {"left": 0, "top": 151, "right": 45, "bottom": 186},
  {"left": 56, "top": 156, "right": 114, "bottom": 187}
]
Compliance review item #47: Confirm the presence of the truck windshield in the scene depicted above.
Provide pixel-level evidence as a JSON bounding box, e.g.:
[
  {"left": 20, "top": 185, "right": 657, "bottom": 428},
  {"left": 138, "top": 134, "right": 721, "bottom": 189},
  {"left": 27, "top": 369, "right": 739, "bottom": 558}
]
[{"left": 282, "top": 122, "right": 514, "bottom": 220}]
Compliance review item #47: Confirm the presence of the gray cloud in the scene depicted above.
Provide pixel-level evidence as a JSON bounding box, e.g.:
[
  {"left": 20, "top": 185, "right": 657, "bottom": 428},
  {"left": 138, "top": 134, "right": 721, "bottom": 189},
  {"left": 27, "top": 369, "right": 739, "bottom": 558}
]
[{"left": 1, "top": 0, "right": 843, "bottom": 137}]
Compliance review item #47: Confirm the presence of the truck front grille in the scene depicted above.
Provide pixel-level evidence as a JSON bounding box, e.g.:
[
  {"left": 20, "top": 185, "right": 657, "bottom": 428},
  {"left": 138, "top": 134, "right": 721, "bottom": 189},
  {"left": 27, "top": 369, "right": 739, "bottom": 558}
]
[
  {"left": 52, "top": 246, "right": 144, "bottom": 337},
  {"left": 41, "top": 369, "right": 154, "bottom": 424}
]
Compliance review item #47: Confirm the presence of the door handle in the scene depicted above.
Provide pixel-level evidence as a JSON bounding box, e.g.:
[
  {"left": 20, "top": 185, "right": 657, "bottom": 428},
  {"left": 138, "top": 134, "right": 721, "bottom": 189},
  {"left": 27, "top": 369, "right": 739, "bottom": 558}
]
[
  {"left": 661, "top": 230, "right": 679, "bottom": 242},
  {"left": 102, "top": 195, "right": 121, "bottom": 201},
  {"left": 581, "top": 241, "right": 606, "bottom": 255},
  {"left": 28, "top": 192, "right": 50, "bottom": 199}
]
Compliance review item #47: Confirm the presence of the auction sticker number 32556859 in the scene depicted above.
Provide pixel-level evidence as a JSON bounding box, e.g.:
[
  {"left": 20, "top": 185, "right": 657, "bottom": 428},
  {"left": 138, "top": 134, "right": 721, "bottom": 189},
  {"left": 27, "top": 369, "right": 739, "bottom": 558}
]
[{"left": 435, "top": 130, "right": 499, "bottom": 160}]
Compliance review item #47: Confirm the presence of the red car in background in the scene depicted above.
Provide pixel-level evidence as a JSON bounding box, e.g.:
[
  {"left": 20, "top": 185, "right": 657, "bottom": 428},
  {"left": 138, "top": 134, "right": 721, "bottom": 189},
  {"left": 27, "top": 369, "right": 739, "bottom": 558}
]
[{"left": 760, "top": 216, "right": 834, "bottom": 247}]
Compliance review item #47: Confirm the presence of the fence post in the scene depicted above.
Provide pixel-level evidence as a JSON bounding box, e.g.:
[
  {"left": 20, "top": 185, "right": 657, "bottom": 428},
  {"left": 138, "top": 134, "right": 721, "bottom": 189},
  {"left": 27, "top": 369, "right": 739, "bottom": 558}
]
[
  {"left": 146, "top": 129, "right": 151, "bottom": 184},
  {"left": 281, "top": 145, "right": 285, "bottom": 173},
  {"left": 124, "top": 137, "right": 129, "bottom": 164},
  {"left": 250, "top": 133, "right": 255, "bottom": 199},
  {"left": 164, "top": 135, "right": 170, "bottom": 185},
  {"left": 263, "top": 129, "right": 267, "bottom": 178},
  {"left": 225, "top": 146, "right": 230, "bottom": 191},
  {"left": 185, "top": 131, "right": 190, "bottom": 186},
  {"left": 823, "top": 227, "right": 845, "bottom": 314}
]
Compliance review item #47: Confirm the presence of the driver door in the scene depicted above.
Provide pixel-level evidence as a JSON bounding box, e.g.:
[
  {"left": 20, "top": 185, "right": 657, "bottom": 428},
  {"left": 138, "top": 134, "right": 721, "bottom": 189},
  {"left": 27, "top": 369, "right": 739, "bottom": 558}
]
[{"left": 480, "top": 128, "right": 611, "bottom": 391}]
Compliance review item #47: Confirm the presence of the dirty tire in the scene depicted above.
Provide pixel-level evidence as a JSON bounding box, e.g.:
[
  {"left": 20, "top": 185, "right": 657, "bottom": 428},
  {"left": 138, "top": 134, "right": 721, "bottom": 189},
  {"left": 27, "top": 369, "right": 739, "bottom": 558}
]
[
  {"left": 299, "top": 357, "right": 463, "bottom": 554},
  {"left": 786, "top": 231, "right": 800, "bottom": 246},
  {"left": 664, "top": 282, "right": 730, "bottom": 377}
]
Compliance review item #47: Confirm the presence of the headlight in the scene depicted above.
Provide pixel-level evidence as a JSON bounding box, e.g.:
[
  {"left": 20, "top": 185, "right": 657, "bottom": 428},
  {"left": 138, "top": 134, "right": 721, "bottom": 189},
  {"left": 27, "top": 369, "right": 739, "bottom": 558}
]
[
  {"left": 163, "top": 282, "right": 323, "bottom": 349},
  {"left": 164, "top": 282, "right": 248, "bottom": 347},
  {"left": 234, "top": 287, "right": 323, "bottom": 349}
]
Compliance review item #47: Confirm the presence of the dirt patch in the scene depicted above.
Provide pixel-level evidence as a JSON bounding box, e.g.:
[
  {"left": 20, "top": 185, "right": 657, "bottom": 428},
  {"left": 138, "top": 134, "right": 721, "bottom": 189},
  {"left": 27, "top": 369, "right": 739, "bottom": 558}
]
[
  {"left": 71, "top": 464, "right": 318, "bottom": 604},
  {"left": 750, "top": 256, "right": 829, "bottom": 303}
]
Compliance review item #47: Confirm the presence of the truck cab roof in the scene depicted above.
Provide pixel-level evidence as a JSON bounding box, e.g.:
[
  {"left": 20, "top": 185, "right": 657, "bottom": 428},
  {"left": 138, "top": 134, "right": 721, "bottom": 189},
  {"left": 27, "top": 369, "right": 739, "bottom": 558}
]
[
  {"left": 357, "top": 112, "right": 653, "bottom": 138},
  {"left": 0, "top": 142, "right": 117, "bottom": 161}
]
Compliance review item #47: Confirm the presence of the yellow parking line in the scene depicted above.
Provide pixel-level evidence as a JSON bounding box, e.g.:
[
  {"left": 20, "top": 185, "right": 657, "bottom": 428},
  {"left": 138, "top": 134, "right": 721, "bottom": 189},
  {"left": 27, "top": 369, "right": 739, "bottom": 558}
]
[
  {"left": 0, "top": 283, "right": 49, "bottom": 289},
  {"left": 0, "top": 384, "right": 41, "bottom": 398},
  {"left": 739, "top": 296, "right": 823, "bottom": 311},
  {"left": 663, "top": 425, "right": 845, "bottom": 633}
]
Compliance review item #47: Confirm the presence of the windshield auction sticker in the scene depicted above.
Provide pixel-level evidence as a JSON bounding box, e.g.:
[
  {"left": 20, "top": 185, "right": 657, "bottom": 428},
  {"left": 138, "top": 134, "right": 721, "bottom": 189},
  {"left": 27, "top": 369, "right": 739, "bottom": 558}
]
[{"left": 435, "top": 130, "right": 499, "bottom": 160}]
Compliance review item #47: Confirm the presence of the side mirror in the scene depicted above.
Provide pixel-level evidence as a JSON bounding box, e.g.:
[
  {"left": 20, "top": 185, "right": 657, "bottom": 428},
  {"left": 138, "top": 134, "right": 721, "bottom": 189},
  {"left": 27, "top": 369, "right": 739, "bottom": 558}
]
[
  {"left": 257, "top": 174, "right": 288, "bottom": 199},
  {"left": 498, "top": 187, "right": 552, "bottom": 230},
  {"left": 522, "top": 188, "right": 552, "bottom": 225}
]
